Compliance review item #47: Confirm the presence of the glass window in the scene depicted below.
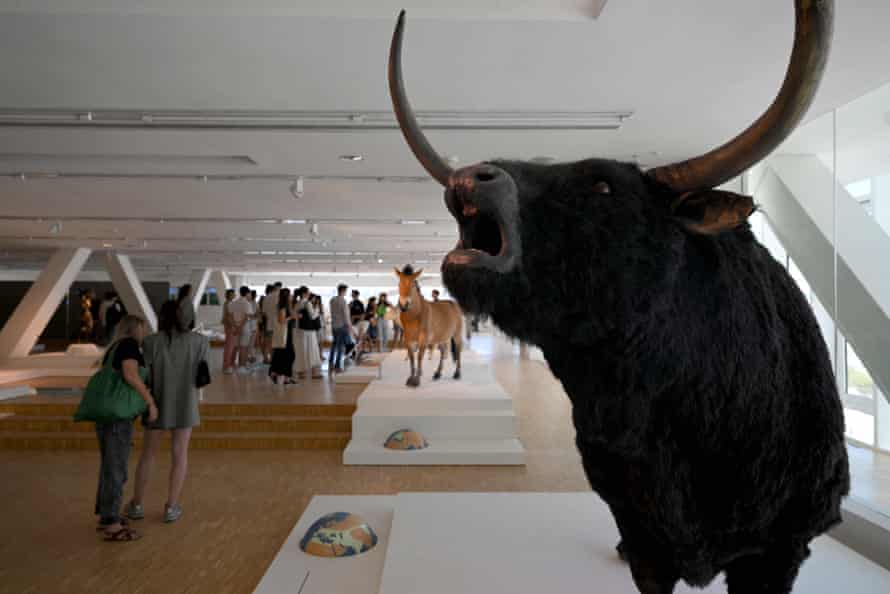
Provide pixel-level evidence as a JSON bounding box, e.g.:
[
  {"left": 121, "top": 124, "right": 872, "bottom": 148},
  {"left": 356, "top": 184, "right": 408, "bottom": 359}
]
[
  {"left": 844, "top": 407, "right": 875, "bottom": 445},
  {"left": 845, "top": 178, "right": 872, "bottom": 200},
  {"left": 201, "top": 288, "right": 220, "bottom": 306},
  {"left": 846, "top": 343, "right": 875, "bottom": 399}
]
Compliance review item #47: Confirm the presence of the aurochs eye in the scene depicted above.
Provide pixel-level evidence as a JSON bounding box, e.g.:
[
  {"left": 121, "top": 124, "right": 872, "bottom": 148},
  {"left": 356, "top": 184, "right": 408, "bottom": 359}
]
[{"left": 593, "top": 181, "right": 612, "bottom": 195}]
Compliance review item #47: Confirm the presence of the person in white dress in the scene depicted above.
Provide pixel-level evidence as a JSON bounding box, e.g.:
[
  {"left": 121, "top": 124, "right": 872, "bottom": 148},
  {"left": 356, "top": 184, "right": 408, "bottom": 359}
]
[{"left": 292, "top": 286, "right": 323, "bottom": 379}]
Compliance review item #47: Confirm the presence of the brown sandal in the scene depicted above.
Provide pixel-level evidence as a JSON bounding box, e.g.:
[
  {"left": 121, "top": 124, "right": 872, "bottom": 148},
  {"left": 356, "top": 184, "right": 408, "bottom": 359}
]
[{"left": 103, "top": 526, "right": 141, "bottom": 542}]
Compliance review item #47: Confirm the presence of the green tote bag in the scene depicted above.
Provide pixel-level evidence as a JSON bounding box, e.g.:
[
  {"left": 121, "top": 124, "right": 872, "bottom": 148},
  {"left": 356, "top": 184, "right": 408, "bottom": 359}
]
[{"left": 73, "top": 343, "right": 148, "bottom": 423}]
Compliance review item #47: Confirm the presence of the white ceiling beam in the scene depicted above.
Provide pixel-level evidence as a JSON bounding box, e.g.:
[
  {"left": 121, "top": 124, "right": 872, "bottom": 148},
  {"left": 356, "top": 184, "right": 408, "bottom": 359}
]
[{"left": 0, "top": 1, "right": 613, "bottom": 21}]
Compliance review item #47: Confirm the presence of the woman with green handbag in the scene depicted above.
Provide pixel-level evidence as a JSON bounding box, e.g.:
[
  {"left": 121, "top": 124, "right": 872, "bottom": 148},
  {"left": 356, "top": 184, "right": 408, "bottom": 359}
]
[{"left": 80, "top": 315, "right": 158, "bottom": 541}]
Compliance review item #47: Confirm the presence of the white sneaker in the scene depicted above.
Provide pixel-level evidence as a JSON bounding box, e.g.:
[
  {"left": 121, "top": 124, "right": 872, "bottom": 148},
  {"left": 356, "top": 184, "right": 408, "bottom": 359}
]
[{"left": 223, "top": 367, "right": 234, "bottom": 375}]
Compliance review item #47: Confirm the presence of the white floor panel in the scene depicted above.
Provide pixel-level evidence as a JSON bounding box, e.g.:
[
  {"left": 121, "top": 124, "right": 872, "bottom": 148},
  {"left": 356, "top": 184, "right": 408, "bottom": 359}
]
[
  {"left": 378, "top": 492, "right": 890, "bottom": 594},
  {"left": 252, "top": 495, "right": 394, "bottom": 594},
  {"left": 256, "top": 493, "right": 890, "bottom": 594},
  {"left": 344, "top": 348, "right": 525, "bottom": 466}
]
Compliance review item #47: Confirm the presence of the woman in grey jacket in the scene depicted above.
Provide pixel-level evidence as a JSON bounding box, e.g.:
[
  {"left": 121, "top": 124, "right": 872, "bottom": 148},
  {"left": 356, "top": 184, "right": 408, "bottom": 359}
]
[{"left": 125, "top": 300, "right": 209, "bottom": 524}]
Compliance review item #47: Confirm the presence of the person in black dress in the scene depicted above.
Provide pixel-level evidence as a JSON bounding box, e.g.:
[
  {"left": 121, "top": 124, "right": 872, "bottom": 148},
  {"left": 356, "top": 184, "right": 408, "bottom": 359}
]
[{"left": 268, "top": 288, "right": 297, "bottom": 384}]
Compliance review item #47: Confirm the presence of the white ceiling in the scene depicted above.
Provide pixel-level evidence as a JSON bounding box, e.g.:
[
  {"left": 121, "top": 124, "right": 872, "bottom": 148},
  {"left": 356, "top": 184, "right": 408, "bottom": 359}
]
[{"left": 1, "top": 0, "right": 889, "bottom": 279}]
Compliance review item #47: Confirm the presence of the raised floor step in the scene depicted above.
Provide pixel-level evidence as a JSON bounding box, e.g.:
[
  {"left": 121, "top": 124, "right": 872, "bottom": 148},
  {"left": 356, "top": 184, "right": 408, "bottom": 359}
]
[
  {"left": 0, "top": 400, "right": 356, "bottom": 418},
  {"left": 0, "top": 430, "right": 350, "bottom": 450},
  {"left": 0, "top": 414, "right": 352, "bottom": 434}
]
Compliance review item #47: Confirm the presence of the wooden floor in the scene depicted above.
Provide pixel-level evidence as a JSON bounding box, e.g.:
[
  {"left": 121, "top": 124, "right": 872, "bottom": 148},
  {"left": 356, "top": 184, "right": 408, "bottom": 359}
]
[{"left": 0, "top": 336, "right": 888, "bottom": 594}]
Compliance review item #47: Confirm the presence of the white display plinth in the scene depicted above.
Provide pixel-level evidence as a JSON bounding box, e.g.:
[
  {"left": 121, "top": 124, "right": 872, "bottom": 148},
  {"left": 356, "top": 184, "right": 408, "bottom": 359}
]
[
  {"left": 252, "top": 496, "right": 394, "bottom": 594},
  {"left": 343, "top": 349, "right": 524, "bottom": 465},
  {"left": 0, "top": 385, "right": 36, "bottom": 400},
  {"left": 256, "top": 493, "right": 890, "bottom": 594}
]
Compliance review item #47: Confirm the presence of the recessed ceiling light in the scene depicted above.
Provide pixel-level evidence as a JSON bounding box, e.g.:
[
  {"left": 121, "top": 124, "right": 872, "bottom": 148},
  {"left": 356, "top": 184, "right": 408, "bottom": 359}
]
[
  {"left": 377, "top": 258, "right": 384, "bottom": 264},
  {"left": 280, "top": 219, "right": 306, "bottom": 225},
  {"left": 339, "top": 154, "right": 364, "bottom": 162},
  {"left": 400, "top": 219, "right": 426, "bottom": 225},
  {"left": 290, "top": 177, "right": 304, "bottom": 199}
]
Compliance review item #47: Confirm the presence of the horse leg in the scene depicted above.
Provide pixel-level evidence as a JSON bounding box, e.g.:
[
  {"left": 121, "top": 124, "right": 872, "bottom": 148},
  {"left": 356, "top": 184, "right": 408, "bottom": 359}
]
[
  {"left": 452, "top": 335, "right": 462, "bottom": 380},
  {"left": 433, "top": 344, "right": 446, "bottom": 380},
  {"left": 416, "top": 343, "right": 425, "bottom": 379},
  {"left": 406, "top": 343, "right": 420, "bottom": 387}
]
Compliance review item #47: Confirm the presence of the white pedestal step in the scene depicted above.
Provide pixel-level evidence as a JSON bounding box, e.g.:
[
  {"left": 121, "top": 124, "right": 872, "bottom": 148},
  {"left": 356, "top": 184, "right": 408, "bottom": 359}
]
[
  {"left": 344, "top": 348, "right": 525, "bottom": 466},
  {"left": 343, "top": 438, "right": 525, "bottom": 466},
  {"left": 350, "top": 409, "right": 518, "bottom": 441}
]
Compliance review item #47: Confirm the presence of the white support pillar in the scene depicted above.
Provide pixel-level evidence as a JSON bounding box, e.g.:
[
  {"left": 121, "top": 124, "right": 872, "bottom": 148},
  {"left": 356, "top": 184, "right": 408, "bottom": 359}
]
[
  {"left": 0, "top": 247, "right": 91, "bottom": 361},
  {"left": 209, "top": 270, "right": 231, "bottom": 302},
  {"left": 188, "top": 268, "right": 212, "bottom": 311},
  {"left": 105, "top": 252, "right": 158, "bottom": 332}
]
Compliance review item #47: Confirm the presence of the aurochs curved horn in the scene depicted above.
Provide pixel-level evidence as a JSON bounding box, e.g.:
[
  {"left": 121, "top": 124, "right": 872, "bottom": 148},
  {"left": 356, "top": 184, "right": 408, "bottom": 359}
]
[
  {"left": 647, "top": 0, "right": 834, "bottom": 193},
  {"left": 389, "top": 10, "right": 454, "bottom": 186}
]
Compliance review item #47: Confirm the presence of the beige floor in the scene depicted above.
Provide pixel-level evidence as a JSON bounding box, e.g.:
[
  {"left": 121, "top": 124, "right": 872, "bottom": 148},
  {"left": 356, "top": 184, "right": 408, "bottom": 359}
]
[{"left": 0, "top": 335, "right": 887, "bottom": 594}]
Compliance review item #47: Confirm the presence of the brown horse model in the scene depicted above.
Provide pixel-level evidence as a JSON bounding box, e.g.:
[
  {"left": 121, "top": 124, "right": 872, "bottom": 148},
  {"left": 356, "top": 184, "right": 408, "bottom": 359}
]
[{"left": 395, "top": 266, "right": 463, "bottom": 387}]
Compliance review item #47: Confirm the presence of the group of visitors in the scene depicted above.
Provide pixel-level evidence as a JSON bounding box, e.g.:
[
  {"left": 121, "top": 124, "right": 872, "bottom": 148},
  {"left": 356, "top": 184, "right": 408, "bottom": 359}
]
[
  {"left": 264, "top": 284, "right": 328, "bottom": 384},
  {"left": 88, "top": 279, "right": 447, "bottom": 540},
  {"left": 211, "top": 281, "right": 409, "bottom": 384},
  {"left": 91, "top": 296, "right": 209, "bottom": 542},
  {"left": 257, "top": 282, "right": 358, "bottom": 384},
  {"left": 348, "top": 289, "right": 402, "bottom": 353}
]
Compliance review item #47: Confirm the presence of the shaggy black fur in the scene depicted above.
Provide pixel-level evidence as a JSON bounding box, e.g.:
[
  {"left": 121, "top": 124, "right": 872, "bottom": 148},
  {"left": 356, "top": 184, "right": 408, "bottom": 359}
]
[{"left": 441, "top": 158, "right": 849, "bottom": 594}]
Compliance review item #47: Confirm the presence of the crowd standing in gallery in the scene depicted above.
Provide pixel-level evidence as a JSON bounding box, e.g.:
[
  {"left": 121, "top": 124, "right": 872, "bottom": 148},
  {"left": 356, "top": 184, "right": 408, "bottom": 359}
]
[{"left": 80, "top": 279, "right": 453, "bottom": 541}]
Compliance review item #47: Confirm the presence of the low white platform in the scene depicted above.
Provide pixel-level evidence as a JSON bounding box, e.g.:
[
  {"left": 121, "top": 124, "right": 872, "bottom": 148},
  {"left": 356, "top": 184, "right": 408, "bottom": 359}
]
[
  {"left": 343, "top": 349, "right": 525, "bottom": 466},
  {"left": 252, "top": 495, "right": 394, "bottom": 594},
  {"left": 0, "top": 385, "right": 36, "bottom": 400},
  {"left": 0, "top": 363, "right": 92, "bottom": 392},
  {"left": 255, "top": 493, "right": 890, "bottom": 594},
  {"left": 0, "top": 352, "right": 102, "bottom": 368}
]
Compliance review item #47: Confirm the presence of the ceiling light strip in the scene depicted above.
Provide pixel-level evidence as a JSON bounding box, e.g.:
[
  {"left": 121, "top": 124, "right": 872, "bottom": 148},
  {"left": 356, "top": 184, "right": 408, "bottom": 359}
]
[{"left": 0, "top": 109, "right": 632, "bottom": 131}]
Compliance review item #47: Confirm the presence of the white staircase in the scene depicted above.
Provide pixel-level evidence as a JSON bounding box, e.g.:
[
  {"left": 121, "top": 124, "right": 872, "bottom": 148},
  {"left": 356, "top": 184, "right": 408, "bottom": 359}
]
[{"left": 343, "top": 349, "right": 525, "bottom": 465}]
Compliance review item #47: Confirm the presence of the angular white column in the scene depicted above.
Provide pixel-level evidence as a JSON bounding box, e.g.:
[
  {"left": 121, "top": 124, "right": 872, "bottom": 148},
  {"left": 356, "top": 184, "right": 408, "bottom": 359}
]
[
  {"left": 209, "top": 270, "right": 231, "bottom": 302},
  {"left": 105, "top": 252, "right": 158, "bottom": 332},
  {"left": 188, "top": 268, "right": 212, "bottom": 311},
  {"left": 0, "top": 247, "right": 91, "bottom": 361}
]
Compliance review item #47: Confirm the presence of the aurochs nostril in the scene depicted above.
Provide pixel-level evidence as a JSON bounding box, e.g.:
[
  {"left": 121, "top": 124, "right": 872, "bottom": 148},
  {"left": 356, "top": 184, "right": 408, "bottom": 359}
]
[{"left": 475, "top": 172, "right": 496, "bottom": 182}]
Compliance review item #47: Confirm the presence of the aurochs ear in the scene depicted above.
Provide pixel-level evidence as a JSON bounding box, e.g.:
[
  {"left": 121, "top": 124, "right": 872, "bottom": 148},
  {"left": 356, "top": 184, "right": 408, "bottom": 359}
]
[{"left": 671, "top": 190, "right": 756, "bottom": 235}]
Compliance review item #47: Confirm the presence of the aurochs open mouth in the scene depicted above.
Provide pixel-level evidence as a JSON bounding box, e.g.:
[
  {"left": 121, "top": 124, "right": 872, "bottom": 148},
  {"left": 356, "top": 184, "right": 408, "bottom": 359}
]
[{"left": 442, "top": 170, "right": 520, "bottom": 273}]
